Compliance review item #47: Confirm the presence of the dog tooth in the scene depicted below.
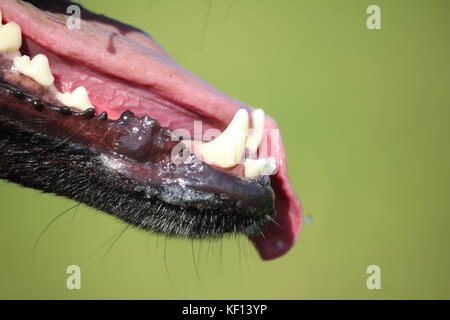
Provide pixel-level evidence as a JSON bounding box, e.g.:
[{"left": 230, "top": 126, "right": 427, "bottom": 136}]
[
  {"left": 0, "top": 8, "right": 22, "bottom": 52},
  {"left": 244, "top": 157, "right": 277, "bottom": 178},
  {"left": 0, "top": 21, "right": 22, "bottom": 52},
  {"left": 199, "top": 108, "right": 249, "bottom": 168},
  {"left": 246, "top": 109, "right": 265, "bottom": 155},
  {"left": 56, "top": 87, "right": 94, "bottom": 111},
  {"left": 13, "top": 54, "right": 54, "bottom": 86}
]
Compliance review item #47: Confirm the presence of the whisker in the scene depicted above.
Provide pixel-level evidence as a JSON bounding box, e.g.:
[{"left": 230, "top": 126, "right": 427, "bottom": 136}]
[
  {"left": 100, "top": 225, "right": 130, "bottom": 262},
  {"left": 219, "top": 237, "right": 224, "bottom": 274},
  {"left": 32, "top": 203, "right": 80, "bottom": 261},
  {"left": 83, "top": 225, "right": 128, "bottom": 262},
  {"left": 225, "top": 0, "right": 234, "bottom": 19},
  {"left": 241, "top": 236, "right": 250, "bottom": 271},
  {"left": 205, "top": 237, "right": 212, "bottom": 264},
  {"left": 245, "top": 236, "right": 257, "bottom": 265},
  {"left": 259, "top": 230, "right": 267, "bottom": 240},
  {"left": 267, "top": 215, "right": 283, "bottom": 230},
  {"left": 196, "top": 239, "right": 203, "bottom": 266},
  {"left": 164, "top": 237, "right": 175, "bottom": 287},
  {"left": 70, "top": 203, "right": 80, "bottom": 224},
  {"left": 236, "top": 235, "right": 242, "bottom": 273},
  {"left": 155, "top": 233, "right": 160, "bottom": 253},
  {"left": 192, "top": 240, "right": 203, "bottom": 287}
]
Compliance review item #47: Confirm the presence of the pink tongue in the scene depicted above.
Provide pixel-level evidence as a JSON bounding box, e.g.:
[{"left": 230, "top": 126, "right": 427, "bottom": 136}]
[{"left": 1, "top": 0, "right": 301, "bottom": 259}]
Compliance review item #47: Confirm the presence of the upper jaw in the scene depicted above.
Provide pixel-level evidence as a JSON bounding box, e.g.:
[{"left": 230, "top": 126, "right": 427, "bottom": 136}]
[{"left": 0, "top": 0, "right": 302, "bottom": 260}]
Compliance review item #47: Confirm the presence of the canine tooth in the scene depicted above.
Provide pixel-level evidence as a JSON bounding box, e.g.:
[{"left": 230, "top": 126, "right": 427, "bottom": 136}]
[
  {"left": 244, "top": 157, "right": 277, "bottom": 178},
  {"left": 56, "top": 87, "right": 94, "bottom": 111},
  {"left": 199, "top": 108, "right": 249, "bottom": 168},
  {"left": 13, "top": 54, "right": 54, "bottom": 86},
  {"left": 0, "top": 9, "right": 22, "bottom": 52},
  {"left": 0, "top": 21, "right": 22, "bottom": 52},
  {"left": 245, "top": 109, "right": 265, "bottom": 155}
]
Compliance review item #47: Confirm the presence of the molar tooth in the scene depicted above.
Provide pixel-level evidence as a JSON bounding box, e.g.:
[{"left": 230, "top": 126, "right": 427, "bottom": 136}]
[
  {"left": 199, "top": 108, "right": 249, "bottom": 168},
  {"left": 13, "top": 54, "right": 54, "bottom": 86},
  {"left": 0, "top": 21, "right": 22, "bottom": 52},
  {"left": 56, "top": 87, "right": 94, "bottom": 111},
  {"left": 244, "top": 157, "right": 277, "bottom": 178},
  {"left": 245, "top": 109, "right": 265, "bottom": 155}
]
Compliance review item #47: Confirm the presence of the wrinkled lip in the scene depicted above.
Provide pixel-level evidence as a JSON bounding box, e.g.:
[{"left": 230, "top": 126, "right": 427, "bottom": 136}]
[{"left": 1, "top": 0, "right": 301, "bottom": 260}]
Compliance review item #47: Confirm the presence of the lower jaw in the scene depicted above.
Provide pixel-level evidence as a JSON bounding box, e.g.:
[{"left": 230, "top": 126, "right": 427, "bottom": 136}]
[{"left": 0, "top": 80, "right": 275, "bottom": 239}]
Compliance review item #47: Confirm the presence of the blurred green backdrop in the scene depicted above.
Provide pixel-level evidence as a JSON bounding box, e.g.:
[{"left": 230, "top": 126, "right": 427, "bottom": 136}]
[{"left": 1, "top": 0, "right": 450, "bottom": 299}]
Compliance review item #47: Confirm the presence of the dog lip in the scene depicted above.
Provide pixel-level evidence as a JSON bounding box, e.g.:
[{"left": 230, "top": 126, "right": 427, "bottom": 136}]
[{"left": 0, "top": 79, "right": 275, "bottom": 218}]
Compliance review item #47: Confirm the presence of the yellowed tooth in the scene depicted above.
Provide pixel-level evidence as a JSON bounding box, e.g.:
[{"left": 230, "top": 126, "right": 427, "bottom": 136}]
[
  {"left": 56, "top": 86, "right": 94, "bottom": 111},
  {"left": 244, "top": 157, "right": 277, "bottom": 178},
  {"left": 199, "top": 108, "right": 249, "bottom": 168},
  {"left": 13, "top": 54, "right": 54, "bottom": 86},
  {"left": 0, "top": 21, "right": 22, "bottom": 52},
  {"left": 245, "top": 108, "right": 265, "bottom": 155},
  {"left": 0, "top": 8, "right": 22, "bottom": 52}
]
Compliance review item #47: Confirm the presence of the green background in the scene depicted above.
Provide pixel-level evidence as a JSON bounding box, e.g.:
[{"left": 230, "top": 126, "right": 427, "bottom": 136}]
[{"left": 1, "top": 0, "right": 449, "bottom": 299}]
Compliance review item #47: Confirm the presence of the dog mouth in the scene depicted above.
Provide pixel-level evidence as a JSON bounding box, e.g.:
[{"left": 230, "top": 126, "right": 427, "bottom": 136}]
[{"left": 0, "top": 0, "right": 301, "bottom": 260}]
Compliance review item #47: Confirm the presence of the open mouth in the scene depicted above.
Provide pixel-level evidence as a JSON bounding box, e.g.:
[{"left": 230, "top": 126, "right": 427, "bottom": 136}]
[{"left": 0, "top": 0, "right": 301, "bottom": 260}]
